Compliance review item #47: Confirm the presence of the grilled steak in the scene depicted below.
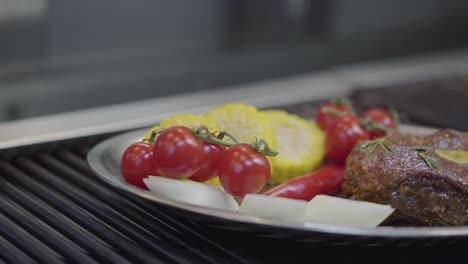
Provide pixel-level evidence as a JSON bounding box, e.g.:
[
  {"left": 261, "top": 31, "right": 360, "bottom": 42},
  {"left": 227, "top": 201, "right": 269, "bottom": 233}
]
[{"left": 343, "top": 129, "right": 468, "bottom": 226}]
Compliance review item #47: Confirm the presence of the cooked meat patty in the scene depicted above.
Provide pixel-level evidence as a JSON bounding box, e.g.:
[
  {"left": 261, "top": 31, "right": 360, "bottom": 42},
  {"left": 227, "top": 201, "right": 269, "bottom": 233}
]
[{"left": 343, "top": 129, "right": 468, "bottom": 226}]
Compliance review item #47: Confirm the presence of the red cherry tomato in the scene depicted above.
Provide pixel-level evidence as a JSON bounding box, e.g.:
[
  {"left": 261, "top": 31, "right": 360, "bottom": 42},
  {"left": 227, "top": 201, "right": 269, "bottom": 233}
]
[
  {"left": 325, "top": 115, "right": 369, "bottom": 163},
  {"left": 361, "top": 108, "right": 397, "bottom": 139},
  {"left": 218, "top": 144, "right": 270, "bottom": 198},
  {"left": 315, "top": 102, "right": 353, "bottom": 130},
  {"left": 264, "top": 164, "right": 345, "bottom": 201},
  {"left": 188, "top": 143, "right": 225, "bottom": 182},
  {"left": 153, "top": 126, "right": 205, "bottom": 179},
  {"left": 121, "top": 142, "right": 158, "bottom": 189}
]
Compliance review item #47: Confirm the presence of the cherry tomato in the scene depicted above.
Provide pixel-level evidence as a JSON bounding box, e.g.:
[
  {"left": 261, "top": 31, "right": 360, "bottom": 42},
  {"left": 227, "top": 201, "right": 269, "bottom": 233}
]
[
  {"left": 361, "top": 108, "right": 397, "bottom": 139},
  {"left": 325, "top": 115, "right": 369, "bottom": 163},
  {"left": 153, "top": 126, "right": 205, "bottom": 179},
  {"left": 121, "top": 142, "right": 158, "bottom": 189},
  {"left": 315, "top": 101, "right": 353, "bottom": 130},
  {"left": 264, "top": 164, "right": 345, "bottom": 201},
  {"left": 188, "top": 143, "right": 225, "bottom": 182},
  {"left": 218, "top": 144, "right": 270, "bottom": 198}
]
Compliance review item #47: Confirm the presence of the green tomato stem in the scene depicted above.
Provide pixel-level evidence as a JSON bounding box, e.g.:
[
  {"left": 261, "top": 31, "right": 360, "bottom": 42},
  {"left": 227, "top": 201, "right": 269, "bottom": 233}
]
[
  {"left": 389, "top": 109, "right": 401, "bottom": 127},
  {"left": 192, "top": 125, "right": 279, "bottom": 157},
  {"left": 192, "top": 125, "right": 238, "bottom": 147},
  {"left": 216, "top": 131, "right": 239, "bottom": 143},
  {"left": 360, "top": 118, "right": 391, "bottom": 133},
  {"left": 148, "top": 125, "right": 279, "bottom": 157},
  {"left": 251, "top": 138, "right": 279, "bottom": 157},
  {"left": 321, "top": 107, "right": 346, "bottom": 117},
  {"left": 330, "top": 97, "right": 356, "bottom": 115},
  {"left": 146, "top": 128, "right": 165, "bottom": 144}
]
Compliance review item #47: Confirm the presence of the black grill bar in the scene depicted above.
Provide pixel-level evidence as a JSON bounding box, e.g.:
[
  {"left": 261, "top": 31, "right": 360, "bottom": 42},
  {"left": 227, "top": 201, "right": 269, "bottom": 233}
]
[
  {"left": 0, "top": 213, "right": 63, "bottom": 264},
  {"left": 1, "top": 154, "right": 250, "bottom": 264},
  {"left": 0, "top": 161, "right": 159, "bottom": 264},
  {"left": 0, "top": 194, "right": 98, "bottom": 264},
  {"left": 1, "top": 180, "right": 132, "bottom": 263},
  {"left": 22, "top": 155, "right": 224, "bottom": 264},
  {"left": 56, "top": 150, "right": 251, "bottom": 263},
  {"left": 0, "top": 225, "right": 36, "bottom": 264}
]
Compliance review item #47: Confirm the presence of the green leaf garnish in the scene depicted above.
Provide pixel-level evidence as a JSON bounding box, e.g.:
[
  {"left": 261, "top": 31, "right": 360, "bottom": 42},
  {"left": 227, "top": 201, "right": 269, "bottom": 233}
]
[
  {"left": 410, "top": 148, "right": 442, "bottom": 169},
  {"left": 359, "top": 138, "right": 391, "bottom": 152}
]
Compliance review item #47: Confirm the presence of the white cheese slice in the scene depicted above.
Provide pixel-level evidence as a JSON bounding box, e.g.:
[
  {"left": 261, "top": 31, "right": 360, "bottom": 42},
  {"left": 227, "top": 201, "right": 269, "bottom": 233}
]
[
  {"left": 303, "top": 195, "right": 394, "bottom": 228},
  {"left": 143, "top": 176, "right": 239, "bottom": 212},
  {"left": 239, "top": 194, "right": 308, "bottom": 223}
]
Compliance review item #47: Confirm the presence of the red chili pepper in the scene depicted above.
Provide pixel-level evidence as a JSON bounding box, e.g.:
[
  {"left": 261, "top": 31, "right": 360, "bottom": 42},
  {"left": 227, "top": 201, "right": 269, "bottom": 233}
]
[{"left": 263, "top": 164, "right": 345, "bottom": 201}]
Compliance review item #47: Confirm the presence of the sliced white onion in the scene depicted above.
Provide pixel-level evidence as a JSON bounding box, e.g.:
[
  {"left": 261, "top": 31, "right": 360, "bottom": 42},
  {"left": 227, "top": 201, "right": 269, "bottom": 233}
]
[
  {"left": 303, "top": 195, "right": 394, "bottom": 228},
  {"left": 239, "top": 194, "right": 308, "bottom": 223},
  {"left": 143, "top": 176, "right": 239, "bottom": 212}
]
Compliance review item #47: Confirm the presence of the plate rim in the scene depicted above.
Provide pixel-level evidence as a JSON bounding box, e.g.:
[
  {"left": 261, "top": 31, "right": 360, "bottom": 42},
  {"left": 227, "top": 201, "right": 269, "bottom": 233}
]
[{"left": 87, "top": 124, "right": 468, "bottom": 239}]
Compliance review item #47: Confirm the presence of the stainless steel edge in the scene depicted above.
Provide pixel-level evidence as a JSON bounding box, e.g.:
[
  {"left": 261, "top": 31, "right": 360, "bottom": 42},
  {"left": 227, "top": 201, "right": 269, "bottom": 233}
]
[
  {"left": 1, "top": 48, "right": 468, "bottom": 149},
  {"left": 334, "top": 48, "right": 468, "bottom": 87}
]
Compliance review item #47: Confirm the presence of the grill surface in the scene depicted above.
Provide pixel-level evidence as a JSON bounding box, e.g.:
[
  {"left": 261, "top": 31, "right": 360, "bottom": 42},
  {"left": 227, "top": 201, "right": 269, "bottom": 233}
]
[{"left": 1, "top": 77, "right": 468, "bottom": 263}]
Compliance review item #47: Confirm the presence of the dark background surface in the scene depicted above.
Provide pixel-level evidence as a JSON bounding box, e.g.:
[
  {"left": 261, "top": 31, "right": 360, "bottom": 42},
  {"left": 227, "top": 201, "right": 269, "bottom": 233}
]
[{"left": 0, "top": 0, "right": 468, "bottom": 121}]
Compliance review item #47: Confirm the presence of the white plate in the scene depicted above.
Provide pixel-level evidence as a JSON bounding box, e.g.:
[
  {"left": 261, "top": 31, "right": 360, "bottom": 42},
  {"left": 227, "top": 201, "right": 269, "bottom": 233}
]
[{"left": 87, "top": 124, "right": 468, "bottom": 246}]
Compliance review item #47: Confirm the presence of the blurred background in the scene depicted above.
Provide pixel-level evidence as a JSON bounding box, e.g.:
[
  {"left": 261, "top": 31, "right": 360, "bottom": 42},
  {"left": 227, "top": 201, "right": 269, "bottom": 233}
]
[{"left": 0, "top": 0, "right": 468, "bottom": 122}]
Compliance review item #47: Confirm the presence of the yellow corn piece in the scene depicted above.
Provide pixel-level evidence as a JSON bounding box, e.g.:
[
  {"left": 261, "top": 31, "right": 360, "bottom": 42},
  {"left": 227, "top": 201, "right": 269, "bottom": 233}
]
[
  {"left": 142, "top": 113, "right": 219, "bottom": 142},
  {"left": 204, "top": 103, "right": 277, "bottom": 150},
  {"left": 263, "top": 109, "right": 325, "bottom": 184}
]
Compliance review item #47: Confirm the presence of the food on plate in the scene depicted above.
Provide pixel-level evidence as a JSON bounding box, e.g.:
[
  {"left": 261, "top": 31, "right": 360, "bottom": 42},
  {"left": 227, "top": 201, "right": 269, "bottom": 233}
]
[
  {"left": 240, "top": 194, "right": 394, "bottom": 228},
  {"left": 120, "top": 99, "right": 467, "bottom": 228},
  {"left": 143, "top": 176, "right": 239, "bottom": 211},
  {"left": 218, "top": 143, "right": 271, "bottom": 197},
  {"left": 152, "top": 126, "right": 206, "bottom": 179},
  {"left": 343, "top": 129, "right": 468, "bottom": 226},
  {"left": 188, "top": 143, "right": 225, "bottom": 182},
  {"left": 142, "top": 113, "right": 219, "bottom": 143},
  {"left": 142, "top": 113, "right": 224, "bottom": 184},
  {"left": 240, "top": 194, "right": 308, "bottom": 223},
  {"left": 435, "top": 149, "right": 468, "bottom": 164},
  {"left": 316, "top": 99, "right": 398, "bottom": 163},
  {"left": 264, "top": 164, "right": 345, "bottom": 201},
  {"left": 324, "top": 115, "right": 370, "bottom": 163},
  {"left": 204, "top": 103, "right": 277, "bottom": 150},
  {"left": 150, "top": 124, "right": 277, "bottom": 197},
  {"left": 205, "top": 174, "right": 223, "bottom": 187},
  {"left": 123, "top": 106, "right": 280, "bottom": 197},
  {"left": 204, "top": 103, "right": 278, "bottom": 182},
  {"left": 315, "top": 98, "right": 354, "bottom": 130},
  {"left": 263, "top": 110, "right": 325, "bottom": 183},
  {"left": 360, "top": 107, "right": 398, "bottom": 139},
  {"left": 121, "top": 142, "right": 158, "bottom": 189},
  {"left": 303, "top": 195, "right": 394, "bottom": 228}
]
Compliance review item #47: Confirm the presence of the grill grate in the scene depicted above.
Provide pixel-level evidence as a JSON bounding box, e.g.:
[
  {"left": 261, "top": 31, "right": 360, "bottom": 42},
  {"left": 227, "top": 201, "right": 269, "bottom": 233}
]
[
  {"left": 1, "top": 77, "right": 468, "bottom": 263},
  {"left": 0, "top": 150, "right": 251, "bottom": 264}
]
